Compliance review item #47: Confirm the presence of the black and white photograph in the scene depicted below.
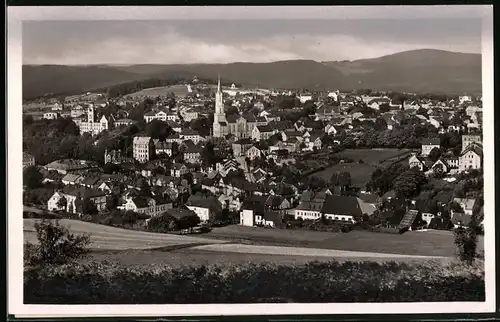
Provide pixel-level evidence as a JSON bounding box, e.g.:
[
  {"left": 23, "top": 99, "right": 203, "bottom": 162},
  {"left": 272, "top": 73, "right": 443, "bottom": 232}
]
[{"left": 8, "top": 5, "right": 494, "bottom": 318}]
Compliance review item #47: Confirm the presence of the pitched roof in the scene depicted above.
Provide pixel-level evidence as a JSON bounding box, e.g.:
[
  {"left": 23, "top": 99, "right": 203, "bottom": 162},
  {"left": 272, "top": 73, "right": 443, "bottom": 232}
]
[
  {"left": 320, "top": 195, "right": 363, "bottom": 218},
  {"left": 451, "top": 213, "right": 472, "bottom": 226},
  {"left": 421, "top": 138, "right": 441, "bottom": 145},
  {"left": 256, "top": 125, "right": 273, "bottom": 133},
  {"left": 165, "top": 207, "right": 198, "bottom": 220},
  {"left": 186, "top": 194, "right": 222, "bottom": 211}
]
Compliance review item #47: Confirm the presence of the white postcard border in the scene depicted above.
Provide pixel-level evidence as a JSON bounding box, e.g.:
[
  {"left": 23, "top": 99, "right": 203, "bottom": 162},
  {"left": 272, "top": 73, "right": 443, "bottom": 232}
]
[{"left": 8, "top": 5, "right": 495, "bottom": 317}]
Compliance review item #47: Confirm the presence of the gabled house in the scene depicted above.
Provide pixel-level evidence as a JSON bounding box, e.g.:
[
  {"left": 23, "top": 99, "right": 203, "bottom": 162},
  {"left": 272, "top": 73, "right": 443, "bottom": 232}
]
[
  {"left": 459, "top": 144, "right": 483, "bottom": 172},
  {"left": 252, "top": 125, "right": 274, "bottom": 142},
  {"left": 320, "top": 195, "right": 364, "bottom": 223},
  {"left": 185, "top": 194, "right": 222, "bottom": 222},
  {"left": 120, "top": 195, "right": 173, "bottom": 217},
  {"left": 421, "top": 138, "right": 441, "bottom": 157},
  {"left": 171, "top": 163, "right": 188, "bottom": 177},
  {"left": 246, "top": 146, "right": 262, "bottom": 160}
]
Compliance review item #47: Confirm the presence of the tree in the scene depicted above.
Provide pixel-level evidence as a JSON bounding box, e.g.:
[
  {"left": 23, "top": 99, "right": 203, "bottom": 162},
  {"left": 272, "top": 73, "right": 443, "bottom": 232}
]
[
  {"left": 454, "top": 214, "right": 481, "bottom": 264},
  {"left": 147, "top": 212, "right": 179, "bottom": 233},
  {"left": 56, "top": 196, "right": 67, "bottom": 210},
  {"left": 375, "top": 117, "right": 387, "bottom": 131},
  {"left": 449, "top": 201, "right": 464, "bottom": 213},
  {"left": 393, "top": 168, "right": 428, "bottom": 199},
  {"left": 433, "top": 163, "right": 445, "bottom": 178},
  {"left": 23, "top": 166, "right": 43, "bottom": 189},
  {"left": 80, "top": 197, "right": 98, "bottom": 215},
  {"left": 338, "top": 172, "right": 352, "bottom": 190},
  {"left": 428, "top": 147, "right": 442, "bottom": 163},
  {"left": 25, "top": 219, "right": 91, "bottom": 266}
]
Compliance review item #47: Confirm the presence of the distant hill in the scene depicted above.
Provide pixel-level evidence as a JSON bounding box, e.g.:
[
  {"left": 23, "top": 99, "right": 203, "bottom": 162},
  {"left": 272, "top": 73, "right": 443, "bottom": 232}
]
[
  {"left": 323, "top": 49, "right": 482, "bottom": 94},
  {"left": 22, "top": 49, "right": 482, "bottom": 100},
  {"left": 22, "top": 65, "right": 150, "bottom": 100}
]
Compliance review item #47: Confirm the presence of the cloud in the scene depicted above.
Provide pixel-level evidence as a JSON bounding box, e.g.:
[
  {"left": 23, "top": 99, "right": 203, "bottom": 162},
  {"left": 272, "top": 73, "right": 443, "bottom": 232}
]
[{"left": 21, "top": 18, "right": 482, "bottom": 64}]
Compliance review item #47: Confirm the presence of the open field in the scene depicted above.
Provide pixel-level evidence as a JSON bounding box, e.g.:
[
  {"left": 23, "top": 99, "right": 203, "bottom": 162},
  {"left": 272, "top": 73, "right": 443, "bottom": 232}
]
[
  {"left": 124, "top": 85, "right": 191, "bottom": 98},
  {"left": 24, "top": 219, "right": 484, "bottom": 266},
  {"left": 205, "top": 225, "right": 484, "bottom": 258},
  {"left": 310, "top": 162, "right": 376, "bottom": 188},
  {"left": 88, "top": 248, "right": 452, "bottom": 268},
  {"left": 336, "top": 148, "right": 413, "bottom": 165},
  {"left": 24, "top": 219, "right": 227, "bottom": 250}
]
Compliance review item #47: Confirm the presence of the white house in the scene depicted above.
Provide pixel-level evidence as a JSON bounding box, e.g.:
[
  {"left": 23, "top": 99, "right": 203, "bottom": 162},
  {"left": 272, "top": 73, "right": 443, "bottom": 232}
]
[
  {"left": 246, "top": 146, "right": 262, "bottom": 160},
  {"left": 299, "top": 94, "right": 313, "bottom": 104},
  {"left": 421, "top": 138, "right": 441, "bottom": 157},
  {"left": 459, "top": 145, "right": 482, "bottom": 172},
  {"left": 119, "top": 196, "right": 172, "bottom": 217}
]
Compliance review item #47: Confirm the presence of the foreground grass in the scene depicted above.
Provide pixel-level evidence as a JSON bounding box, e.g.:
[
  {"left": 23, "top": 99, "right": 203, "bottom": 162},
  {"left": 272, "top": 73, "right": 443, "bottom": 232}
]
[{"left": 24, "top": 260, "right": 484, "bottom": 304}]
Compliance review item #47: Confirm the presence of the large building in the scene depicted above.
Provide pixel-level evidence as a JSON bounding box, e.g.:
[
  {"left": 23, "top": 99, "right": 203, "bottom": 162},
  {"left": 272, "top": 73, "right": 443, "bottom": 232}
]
[
  {"left": 462, "top": 134, "right": 482, "bottom": 152},
  {"left": 212, "top": 76, "right": 262, "bottom": 139},
  {"left": 133, "top": 136, "right": 154, "bottom": 163},
  {"left": 78, "top": 105, "right": 113, "bottom": 136}
]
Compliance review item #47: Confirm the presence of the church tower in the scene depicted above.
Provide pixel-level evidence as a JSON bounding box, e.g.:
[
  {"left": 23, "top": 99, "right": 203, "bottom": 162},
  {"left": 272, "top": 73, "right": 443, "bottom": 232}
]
[{"left": 213, "top": 75, "right": 226, "bottom": 138}]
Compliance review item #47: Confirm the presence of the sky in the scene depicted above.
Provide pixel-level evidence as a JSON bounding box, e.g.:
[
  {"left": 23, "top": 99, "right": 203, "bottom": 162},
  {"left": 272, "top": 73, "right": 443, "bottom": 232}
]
[{"left": 21, "top": 9, "right": 483, "bottom": 65}]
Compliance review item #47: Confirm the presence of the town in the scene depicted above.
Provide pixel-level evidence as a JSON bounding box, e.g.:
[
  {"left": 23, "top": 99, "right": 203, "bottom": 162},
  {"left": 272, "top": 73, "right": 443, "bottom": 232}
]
[{"left": 22, "top": 75, "right": 484, "bottom": 240}]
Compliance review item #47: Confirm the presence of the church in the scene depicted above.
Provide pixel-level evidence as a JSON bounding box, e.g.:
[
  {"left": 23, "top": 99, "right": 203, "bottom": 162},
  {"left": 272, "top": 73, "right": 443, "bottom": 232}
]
[{"left": 212, "top": 77, "right": 266, "bottom": 139}]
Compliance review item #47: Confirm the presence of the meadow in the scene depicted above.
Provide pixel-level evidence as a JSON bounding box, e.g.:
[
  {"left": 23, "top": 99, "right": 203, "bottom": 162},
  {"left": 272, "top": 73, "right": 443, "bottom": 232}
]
[{"left": 124, "top": 85, "right": 191, "bottom": 98}]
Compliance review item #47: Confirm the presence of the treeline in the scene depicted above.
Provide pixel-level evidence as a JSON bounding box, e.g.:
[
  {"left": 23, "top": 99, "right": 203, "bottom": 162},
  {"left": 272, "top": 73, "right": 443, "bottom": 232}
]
[
  {"left": 101, "top": 76, "right": 241, "bottom": 98},
  {"left": 340, "top": 122, "right": 462, "bottom": 152}
]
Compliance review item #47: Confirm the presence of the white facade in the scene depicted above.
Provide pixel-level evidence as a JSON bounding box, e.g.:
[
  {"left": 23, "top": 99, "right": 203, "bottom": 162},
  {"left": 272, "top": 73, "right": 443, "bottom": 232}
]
[
  {"left": 186, "top": 205, "right": 210, "bottom": 222},
  {"left": 212, "top": 77, "right": 227, "bottom": 138},
  {"left": 240, "top": 209, "right": 255, "bottom": 226},
  {"left": 43, "top": 112, "right": 59, "bottom": 120},
  {"left": 79, "top": 106, "right": 111, "bottom": 136},
  {"left": 421, "top": 144, "right": 440, "bottom": 157},
  {"left": 459, "top": 150, "right": 482, "bottom": 172},
  {"left": 133, "top": 136, "right": 153, "bottom": 163},
  {"left": 294, "top": 209, "right": 321, "bottom": 220}
]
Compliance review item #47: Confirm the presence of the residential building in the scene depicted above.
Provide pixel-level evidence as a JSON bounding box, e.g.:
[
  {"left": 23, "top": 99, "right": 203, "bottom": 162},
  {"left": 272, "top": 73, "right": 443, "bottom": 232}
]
[
  {"left": 246, "top": 146, "right": 262, "bottom": 160},
  {"left": 458, "top": 144, "right": 483, "bottom": 172},
  {"left": 421, "top": 138, "right": 441, "bottom": 157},
  {"left": 232, "top": 139, "right": 253, "bottom": 157},
  {"left": 252, "top": 124, "right": 274, "bottom": 141},
  {"left": 120, "top": 195, "right": 173, "bottom": 217},
  {"left": 320, "top": 195, "right": 365, "bottom": 223},
  {"left": 185, "top": 194, "right": 222, "bottom": 222},
  {"left": 43, "top": 112, "right": 59, "bottom": 120},
  {"left": 114, "top": 119, "right": 136, "bottom": 127},
  {"left": 23, "top": 152, "right": 35, "bottom": 168},
  {"left": 171, "top": 163, "right": 189, "bottom": 177},
  {"left": 47, "top": 186, "right": 107, "bottom": 214},
  {"left": 462, "top": 134, "right": 482, "bottom": 152},
  {"left": 133, "top": 136, "right": 154, "bottom": 163}
]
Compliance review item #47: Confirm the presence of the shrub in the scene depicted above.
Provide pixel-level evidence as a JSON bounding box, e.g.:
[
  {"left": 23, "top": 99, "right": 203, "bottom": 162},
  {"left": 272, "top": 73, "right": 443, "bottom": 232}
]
[
  {"left": 454, "top": 215, "right": 481, "bottom": 264},
  {"left": 24, "top": 260, "right": 484, "bottom": 304},
  {"left": 25, "top": 219, "right": 91, "bottom": 267}
]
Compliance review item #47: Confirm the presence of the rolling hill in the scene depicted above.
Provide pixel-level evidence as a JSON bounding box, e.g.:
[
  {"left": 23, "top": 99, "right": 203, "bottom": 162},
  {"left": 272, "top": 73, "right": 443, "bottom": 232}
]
[{"left": 22, "top": 49, "right": 482, "bottom": 100}]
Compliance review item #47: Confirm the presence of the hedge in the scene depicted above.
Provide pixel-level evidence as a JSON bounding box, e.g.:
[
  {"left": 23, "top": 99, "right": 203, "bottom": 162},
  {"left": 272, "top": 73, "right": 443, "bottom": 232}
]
[{"left": 24, "top": 260, "right": 484, "bottom": 304}]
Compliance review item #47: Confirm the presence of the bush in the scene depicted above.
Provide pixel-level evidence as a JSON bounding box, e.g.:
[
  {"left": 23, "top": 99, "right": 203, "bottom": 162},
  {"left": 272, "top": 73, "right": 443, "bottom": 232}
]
[
  {"left": 25, "top": 219, "right": 91, "bottom": 267},
  {"left": 24, "top": 260, "right": 484, "bottom": 304}
]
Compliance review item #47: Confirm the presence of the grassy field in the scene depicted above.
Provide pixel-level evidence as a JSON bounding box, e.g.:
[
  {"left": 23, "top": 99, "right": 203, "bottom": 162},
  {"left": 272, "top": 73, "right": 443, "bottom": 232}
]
[
  {"left": 205, "top": 225, "right": 484, "bottom": 258},
  {"left": 337, "top": 148, "right": 413, "bottom": 165},
  {"left": 88, "top": 248, "right": 452, "bottom": 268},
  {"left": 124, "top": 85, "right": 190, "bottom": 98},
  {"left": 310, "top": 163, "right": 377, "bottom": 188},
  {"left": 24, "top": 219, "right": 226, "bottom": 250}
]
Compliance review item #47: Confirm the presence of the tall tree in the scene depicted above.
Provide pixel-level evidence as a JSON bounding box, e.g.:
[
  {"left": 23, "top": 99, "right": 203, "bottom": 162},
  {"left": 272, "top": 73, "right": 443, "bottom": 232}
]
[{"left": 23, "top": 166, "right": 43, "bottom": 189}]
